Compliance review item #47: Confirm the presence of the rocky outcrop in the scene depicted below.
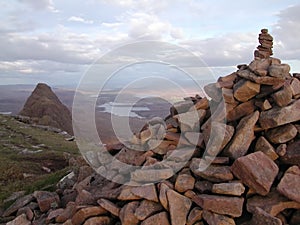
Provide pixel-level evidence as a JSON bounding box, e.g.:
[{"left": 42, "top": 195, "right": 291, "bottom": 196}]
[
  {"left": 3, "top": 29, "right": 300, "bottom": 225},
  {"left": 19, "top": 83, "right": 73, "bottom": 134}
]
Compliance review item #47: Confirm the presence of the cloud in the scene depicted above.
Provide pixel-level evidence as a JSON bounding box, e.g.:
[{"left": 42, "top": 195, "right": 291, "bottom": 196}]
[
  {"left": 100, "top": 0, "right": 168, "bottom": 13},
  {"left": 68, "top": 16, "right": 94, "bottom": 24},
  {"left": 272, "top": 4, "right": 300, "bottom": 60},
  {"left": 0, "top": 28, "right": 99, "bottom": 65},
  {"left": 179, "top": 32, "right": 257, "bottom": 67},
  {"left": 18, "top": 0, "right": 58, "bottom": 12}
]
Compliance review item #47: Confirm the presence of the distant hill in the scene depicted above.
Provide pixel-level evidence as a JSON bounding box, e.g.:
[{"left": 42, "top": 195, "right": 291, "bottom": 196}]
[{"left": 19, "top": 83, "right": 73, "bottom": 135}]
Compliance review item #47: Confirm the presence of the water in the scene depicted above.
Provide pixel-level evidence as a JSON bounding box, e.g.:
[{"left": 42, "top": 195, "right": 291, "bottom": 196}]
[
  {"left": 97, "top": 102, "right": 149, "bottom": 118},
  {"left": 0, "top": 112, "right": 12, "bottom": 115}
]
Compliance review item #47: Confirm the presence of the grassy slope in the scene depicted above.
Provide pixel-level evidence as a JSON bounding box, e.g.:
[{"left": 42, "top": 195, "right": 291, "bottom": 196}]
[{"left": 0, "top": 114, "right": 79, "bottom": 208}]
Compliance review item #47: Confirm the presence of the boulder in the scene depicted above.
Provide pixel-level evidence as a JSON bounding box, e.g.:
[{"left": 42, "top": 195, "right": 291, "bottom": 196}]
[
  {"left": 277, "top": 166, "right": 300, "bottom": 203},
  {"left": 167, "top": 189, "right": 192, "bottom": 225},
  {"left": 259, "top": 99, "right": 300, "bottom": 129},
  {"left": 224, "top": 111, "right": 259, "bottom": 159},
  {"left": 233, "top": 80, "right": 260, "bottom": 102},
  {"left": 190, "top": 193, "right": 244, "bottom": 217},
  {"left": 231, "top": 152, "right": 279, "bottom": 196}
]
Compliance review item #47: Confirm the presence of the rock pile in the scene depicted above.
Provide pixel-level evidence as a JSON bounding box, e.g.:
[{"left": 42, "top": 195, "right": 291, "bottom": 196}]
[
  {"left": 254, "top": 28, "right": 273, "bottom": 59},
  {"left": 3, "top": 29, "right": 300, "bottom": 225}
]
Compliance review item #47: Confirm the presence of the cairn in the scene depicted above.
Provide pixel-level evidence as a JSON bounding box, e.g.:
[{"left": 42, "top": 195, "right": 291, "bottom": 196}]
[{"left": 254, "top": 28, "right": 273, "bottom": 59}]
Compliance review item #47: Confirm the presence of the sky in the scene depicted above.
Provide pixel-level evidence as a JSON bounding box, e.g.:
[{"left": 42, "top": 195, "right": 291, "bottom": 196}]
[{"left": 1, "top": 0, "right": 300, "bottom": 87}]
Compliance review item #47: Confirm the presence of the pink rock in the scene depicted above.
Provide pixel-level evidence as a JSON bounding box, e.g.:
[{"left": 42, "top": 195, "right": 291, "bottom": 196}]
[
  {"left": 231, "top": 151, "right": 279, "bottom": 196},
  {"left": 277, "top": 166, "right": 300, "bottom": 203}
]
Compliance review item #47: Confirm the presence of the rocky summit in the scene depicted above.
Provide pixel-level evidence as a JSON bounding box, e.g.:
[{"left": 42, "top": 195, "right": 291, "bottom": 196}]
[
  {"left": 3, "top": 29, "right": 300, "bottom": 225},
  {"left": 19, "top": 83, "right": 73, "bottom": 135}
]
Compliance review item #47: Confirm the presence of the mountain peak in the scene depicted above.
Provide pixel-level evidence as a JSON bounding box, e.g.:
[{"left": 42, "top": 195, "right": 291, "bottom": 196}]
[{"left": 19, "top": 83, "right": 73, "bottom": 134}]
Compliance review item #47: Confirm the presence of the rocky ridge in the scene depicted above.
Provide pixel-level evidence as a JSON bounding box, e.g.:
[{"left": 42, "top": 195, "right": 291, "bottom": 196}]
[
  {"left": 3, "top": 29, "right": 300, "bottom": 225},
  {"left": 19, "top": 83, "right": 73, "bottom": 135}
]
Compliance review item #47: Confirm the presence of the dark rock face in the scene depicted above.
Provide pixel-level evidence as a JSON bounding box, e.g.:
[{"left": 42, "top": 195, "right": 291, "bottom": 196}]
[{"left": 19, "top": 83, "right": 73, "bottom": 134}]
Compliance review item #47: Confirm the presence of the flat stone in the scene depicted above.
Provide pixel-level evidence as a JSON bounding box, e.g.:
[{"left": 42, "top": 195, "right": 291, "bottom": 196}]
[
  {"left": 17, "top": 207, "right": 34, "bottom": 222},
  {"left": 276, "top": 144, "right": 287, "bottom": 157},
  {"left": 204, "top": 156, "right": 230, "bottom": 165},
  {"left": 33, "top": 191, "right": 60, "bottom": 212},
  {"left": 202, "top": 210, "right": 235, "bottom": 225},
  {"left": 290, "top": 77, "right": 300, "bottom": 97},
  {"left": 231, "top": 151, "right": 279, "bottom": 196},
  {"left": 174, "top": 173, "right": 195, "bottom": 192},
  {"left": 170, "top": 100, "right": 194, "bottom": 115},
  {"left": 259, "top": 99, "right": 300, "bottom": 129},
  {"left": 203, "top": 122, "right": 235, "bottom": 157},
  {"left": 174, "top": 109, "right": 206, "bottom": 132},
  {"left": 256, "top": 83, "right": 285, "bottom": 98},
  {"left": 83, "top": 216, "right": 111, "bottom": 225},
  {"left": 191, "top": 97, "right": 209, "bottom": 110},
  {"left": 212, "top": 182, "right": 245, "bottom": 196},
  {"left": 227, "top": 100, "right": 256, "bottom": 122},
  {"left": 46, "top": 208, "right": 65, "bottom": 224},
  {"left": 224, "top": 111, "right": 259, "bottom": 159},
  {"left": 268, "top": 64, "right": 291, "bottom": 78},
  {"left": 131, "top": 168, "right": 174, "bottom": 183},
  {"left": 134, "top": 200, "right": 163, "bottom": 220},
  {"left": 164, "top": 147, "right": 195, "bottom": 162},
  {"left": 194, "top": 180, "right": 213, "bottom": 193},
  {"left": 56, "top": 202, "right": 77, "bottom": 223},
  {"left": 233, "top": 79, "right": 260, "bottom": 102},
  {"left": 222, "top": 88, "right": 237, "bottom": 104},
  {"left": 140, "top": 212, "right": 170, "bottom": 225},
  {"left": 255, "top": 99, "right": 272, "bottom": 111},
  {"left": 3, "top": 194, "right": 34, "bottom": 217},
  {"left": 97, "top": 198, "right": 120, "bottom": 217},
  {"left": 255, "top": 136, "right": 278, "bottom": 160},
  {"left": 266, "top": 124, "right": 297, "bottom": 144},
  {"left": 184, "top": 132, "right": 204, "bottom": 147},
  {"left": 190, "top": 158, "right": 234, "bottom": 182},
  {"left": 248, "top": 58, "right": 271, "bottom": 76},
  {"left": 247, "top": 190, "right": 300, "bottom": 216},
  {"left": 140, "top": 128, "right": 153, "bottom": 144},
  {"left": 71, "top": 206, "right": 107, "bottom": 225},
  {"left": 272, "top": 83, "right": 293, "bottom": 107},
  {"left": 164, "top": 131, "right": 190, "bottom": 145},
  {"left": 151, "top": 140, "right": 175, "bottom": 155},
  {"left": 6, "top": 214, "right": 31, "bottom": 225},
  {"left": 75, "top": 189, "right": 95, "bottom": 205},
  {"left": 204, "top": 83, "right": 222, "bottom": 102},
  {"left": 248, "top": 207, "right": 282, "bottom": 225},
  {"left": 115, "top": 147, "right": 147, "bottom": 166},
  {"left": 277, "top": 166, "right": 300, "bottom": 203},
  {"left": 158, "top": 182, "right": 172, "bottom": 210},
  {"left": 281, "top": 140, "right": 300, "bottom": 165},
  {"left": 118, "top": 186, "right": 142, "bottom": 201},
  {"left": 119, "top": 201, "right": 140, "bottom": 225},
  {"left": 237, "top": 69, "right": 285, "bottom": 86},
  {"left": 190, "top": 193, "right": 244, "bottom": 217},
  {"left": 131, "top": 184, "right": 159, "bottom": 202},
  {"left": 187, "top": 207, "right": 203, "bottom": 225},
  {"left": 167, "top": 189, "right": 192, "bottom": 225},
  {"left": 217, "top": 72, "right": 237, "bottom": 89}
]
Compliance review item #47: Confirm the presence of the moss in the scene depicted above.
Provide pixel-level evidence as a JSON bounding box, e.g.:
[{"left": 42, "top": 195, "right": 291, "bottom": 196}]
[{"left": 0, "top": 114, "right": 79, "bottom": 208}]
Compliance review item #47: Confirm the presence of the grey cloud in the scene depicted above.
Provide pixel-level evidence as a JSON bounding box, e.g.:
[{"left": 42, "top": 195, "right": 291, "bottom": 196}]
[
  {"left": 179, "top": 32, "right": 257, "bottom": 67},
  {"left": 18, "top": 0, "right": 56, "bottom": 11},
  {"left": 0, "top": 32, "right": 99, "bottom": 65},
  {"left": 272, "top": 4, "right": 300, "bottom": 60}
]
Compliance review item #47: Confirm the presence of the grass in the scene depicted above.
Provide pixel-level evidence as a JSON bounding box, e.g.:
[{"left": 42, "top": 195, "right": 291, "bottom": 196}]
[{"left": 0, "top": 114, "right": 79, "bottom": 209}]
